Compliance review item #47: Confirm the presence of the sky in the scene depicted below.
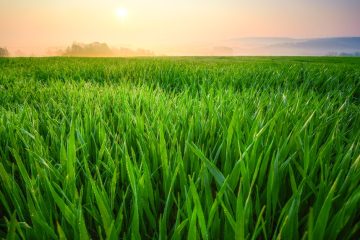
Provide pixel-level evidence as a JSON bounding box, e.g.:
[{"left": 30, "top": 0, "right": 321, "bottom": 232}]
[{"left": 1, "top": 0, "right": 360, "bottom": 55}]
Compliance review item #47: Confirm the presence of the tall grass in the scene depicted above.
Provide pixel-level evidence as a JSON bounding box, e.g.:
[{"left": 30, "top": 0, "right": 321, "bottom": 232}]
[{"left": 0, "top": 57, "right": 359, "bottom": 239}]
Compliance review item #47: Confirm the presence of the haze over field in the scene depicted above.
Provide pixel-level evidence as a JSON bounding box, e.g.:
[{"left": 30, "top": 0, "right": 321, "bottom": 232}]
[{"left": 1, "top": 0, "right": 360, "bottom": 56}]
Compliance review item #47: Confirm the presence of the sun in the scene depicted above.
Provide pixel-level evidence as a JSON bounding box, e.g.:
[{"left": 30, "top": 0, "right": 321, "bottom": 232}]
[{"left": 116, "top": 7, "right": 128, "bottom": 19}]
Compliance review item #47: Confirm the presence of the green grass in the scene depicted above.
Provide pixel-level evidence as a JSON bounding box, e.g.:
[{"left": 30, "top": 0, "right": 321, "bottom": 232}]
[{"left": 0, "top": 57, "right": 359, "bottom": 239}]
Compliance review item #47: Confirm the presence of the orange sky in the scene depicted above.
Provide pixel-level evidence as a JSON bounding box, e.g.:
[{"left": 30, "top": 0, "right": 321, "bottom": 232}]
[{"left": 1, "top": 0, "right": 359, "bottom": 55}]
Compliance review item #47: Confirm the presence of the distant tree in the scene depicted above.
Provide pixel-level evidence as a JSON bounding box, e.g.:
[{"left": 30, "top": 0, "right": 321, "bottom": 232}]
[
  {"left": 64, "top": 42, "right": 113, "bottom": 57},
  {"left": 212, "top": 46, "right": 234, "bottom": 56},
  {"left": 339, "top": 52, "right": 360, "bottom": 57},
  {"left": 0, "top": 47, "right": 9, "bottom": 57},
  {"left": 63, "top": 42, "right": 155, "bottom": 57}
]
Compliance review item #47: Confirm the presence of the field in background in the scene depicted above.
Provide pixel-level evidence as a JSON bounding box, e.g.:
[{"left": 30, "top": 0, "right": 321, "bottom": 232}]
[{"left": 0, "top": 57, "right": 359, "bottom": 239}]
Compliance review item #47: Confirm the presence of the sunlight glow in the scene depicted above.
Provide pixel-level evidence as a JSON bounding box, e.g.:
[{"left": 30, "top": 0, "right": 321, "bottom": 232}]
[{"left": 116, "top": 7, "right": 128, "bottom": 19}]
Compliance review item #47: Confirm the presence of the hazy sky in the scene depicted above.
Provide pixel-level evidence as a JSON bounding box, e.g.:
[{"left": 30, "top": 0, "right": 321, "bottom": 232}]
[{"left": 1, "top": 0, "right": 359, "bottom": 55}]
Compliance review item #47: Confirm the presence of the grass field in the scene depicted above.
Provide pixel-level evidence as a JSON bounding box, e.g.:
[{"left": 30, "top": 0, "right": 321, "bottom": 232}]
[{"left": 0, "top": 57, "right": 359, "bottom": 239}]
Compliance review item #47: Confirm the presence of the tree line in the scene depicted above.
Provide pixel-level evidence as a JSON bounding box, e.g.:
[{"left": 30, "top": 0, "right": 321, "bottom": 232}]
[{"left": 0, "top": 47, "right": 9, "bottom": 57}]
